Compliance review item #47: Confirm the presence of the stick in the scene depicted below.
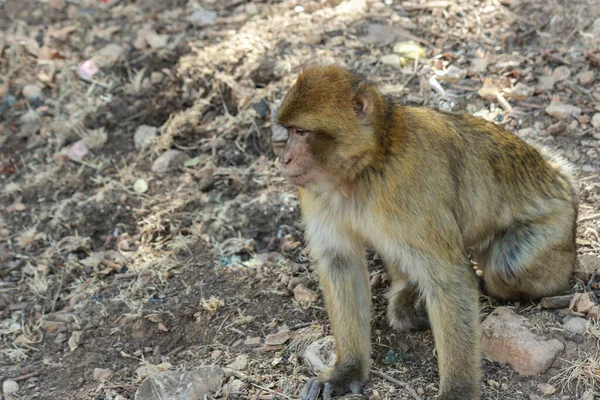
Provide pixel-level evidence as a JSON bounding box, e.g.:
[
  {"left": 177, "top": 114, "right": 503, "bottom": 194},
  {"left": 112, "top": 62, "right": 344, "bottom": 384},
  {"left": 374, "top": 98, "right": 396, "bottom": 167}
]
[
  {"left": 250, "top": 383, "right": 292, "bottom": 399},
  {"left": 11, "top": 371, "right": 40, "bottom": 382},
  {"left": 540, "top": 294, "right": 573, "bottom": 309},
  {"left": 579, "top": 213, "right": 600, "bottom": 223},
  {"left": 371, "top": 370, "right": 422, "bottom": 400}
]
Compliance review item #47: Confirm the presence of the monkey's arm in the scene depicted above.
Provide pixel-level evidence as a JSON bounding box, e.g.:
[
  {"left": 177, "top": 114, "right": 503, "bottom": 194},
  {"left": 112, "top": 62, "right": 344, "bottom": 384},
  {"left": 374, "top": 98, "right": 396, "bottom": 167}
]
[{"left": 299, "top": 195, "right": 371, "bottom": 400}]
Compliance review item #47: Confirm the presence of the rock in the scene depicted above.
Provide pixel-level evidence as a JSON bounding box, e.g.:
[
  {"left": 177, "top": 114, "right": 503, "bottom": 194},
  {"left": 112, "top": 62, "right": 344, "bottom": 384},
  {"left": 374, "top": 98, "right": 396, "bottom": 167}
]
[
  {"left": 48, "top": 0, "right": 67, "bottom": 9},
  {"left": 224, "top": 379, "right": 246, "bottom": 394},
  {"left": 188, "top": 10, "right": 217, "bottom": 27},
  {"left": 3, "top": 380, "right": 19, "bottom": 395},
  {"left": 133, "top": 179, "right": 149, "bottom": 193},
  {"left": 134, "top": 125, "right": 158, "bottom": 149},
  {"left": 244, "top": 336, "right": 261, "bottom": 346},
  {"left": 305, "top": 33, "right": 323, "bottom": 45},
  {"left": 577, "top": 71, "right": 595, "bottom": 86},
  {"left": 416, "top": 387, "right": 425, "bottom": 396},
  {"left": 294, "top": 284, "right": 318, "bottom": 303},
  {"left": 265, "top": 329, "right": 292, "bottom": 346},
  {"left": 226, "top": 354, "right": 248, "bottom": 371},
  {"left": 478, "top": 86, "right": 500, "bottom": 101},
  {"left": 570, "top": 292, "right": 594, "bottom": 314},
  {"left": 303, "top": 336, "right": 336, "bottom": 372},
  {"left": 135, "top": 366, "right": 224, "bottom": 400},
  {"left": 77, "top": 60, "right": 100, "bottom": 81},
  {"left": 563, "top": 316, "right": 587, "bottom": 334},
  {"left": 361, "top": 23, "right": 417, "bottom": 47},
  {"left": 22, "top": 84, "right": 42, "bottom": 100},
  {"left": 538, "top": 66, "right": 571, "bottom": 91},
  {"left": 538, "top": 383, "right": 556, "bottom": 395},
  {"left": 381, "top": 54, "right": 401, "bottom": 67},
  {"left": 486, "top": 379, "right": 500, "bottom": 389},
  {"left": 150, "top": 72, "right": 164, "bottom": 85},
  {"left": 436, "top": 65, "right": 466, "bottom": 83},
  {"left": 392, "top": 41, "right": 426, "bottom": 66},
  {"left": 481, "top": 307, "right": 564, "bottom": 376},
  {"left": 68, "top": 330, "right": 83, "bottom": 351},
  {"left": 93, "top": 43, "right": 124, "bottom": 69},
  {"left": 587, "top": 305, "right": 600, "bottom": 320},
  {"left": 151, "top": 150, "right": 190, "bottom": 173},
  {"left": 503, "top": 82, "right": 534, "bottom": 100},
  {"left": 470, "top": 58, "right": 489, "bottom": 73},
  {"left": 93, "top": 368, "right": 113, "bottom": 381},
  {"left": 335, "top": 0, "right": 367, "bottom": 14},
  {"left": 545, "top": 103, "right": 582, "bottom": 120},
  {"left": 591, "top": 113, "right": 600, "bottom": 129}
]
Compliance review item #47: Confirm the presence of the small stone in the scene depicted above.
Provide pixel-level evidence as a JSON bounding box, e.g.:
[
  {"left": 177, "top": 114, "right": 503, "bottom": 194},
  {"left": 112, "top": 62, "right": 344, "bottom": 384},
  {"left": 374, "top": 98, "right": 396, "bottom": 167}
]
[
  {"left": 591, "top": 113, "right": 600, "bottom": 129},
  {"left": 133, "top": 179, "right": 149, "bottom": 193},
  {"left": 265, "top": 329, "right": 292, "bottom": 346},
  {"left": 436, "top": 65, "right": 466, "bottom": 83},
  {"left": 244, "top": 336, "right": 261, "bottom": 346},
  {"left": 211, "top": 350, "right": 222, "bottom": 358},
  {"left": 570, "top": 292, "right": 594, "bottom": 314},
  {"left": 538, "top": 383, "right": 556, "bottom": 395},
  {"left": 135, "top": 366, "right": 224, "bottom": 400},
  {"left": 470, "top": 58, "right": 489, "bottom": 73},
  {"left": 545, "top": 103, "right": 582, "bottom": 120},
  {"left": 39, "top": 319, "right": 66, "bottom": 333},
  {"left": 226, "top": 354, "right": 248, "bottom": 371},
  {"left": 305, "top": 33, "right": 323, "bottom": 45},
  {"left": 577, "top": 71, "right": 595, "bottom": 86},
  {"left": 68, "top": 330, "right": 83, "bottom": 351},
  {"left": 487, "top": 379, "right": 500, "bottom": 389},
  {"left": 481, "top": 307, "right": 564, "bottom": 376},
  {"left": 335, "top": 0, "right": 367, "bottom": 14},
  {"left": 381, "top": 54, "right": 401, "bottom": 67},
  {"left": 22, "top": 84, "right": 42, "bottom": 100},
  {"left": 93, "top": 368, "right": 113, "bottom": 381},
  {"left": 3, "top": 380, "right": 19, "bottom": 395},
  {"left": 188, "top": 10, "right": 218, "bottom": 27},
  {"left": 416, "top": 387, "right": 425, "bottom": 396},
  {"left": 150, "top": 72, "right": 163, "bottom": 85},
  {"left": 93, "top": 43, "right": 124, "bottom": 69},
  {"left": 563, "top": 316, "right": 588, "bottom": 335},
  {"left": 48, "top": 0, "right": 67, "bottom": 9},
  {"left": 69, "top": 292, "right": 87, "bottom": 307},
  {"left": 546, "top": 121, "right": 566, "bottom": 136},
  {"left": 151, "top": 150, "right": 190, "bottom": 173},
  {"left": 134, "top": 125, "right": 158, "bottom": 149},
  {"left": 478, "top": 86, "right": 500, "bottom": 101},
  {"left": 587, "top": 305, "right": 600, "bottom": 320},
  {"left": 503, "top": 82, "right": 534, "bottom": 100},
  {"left": 293, "top": 284, "right": 319, "bottom": 303}
]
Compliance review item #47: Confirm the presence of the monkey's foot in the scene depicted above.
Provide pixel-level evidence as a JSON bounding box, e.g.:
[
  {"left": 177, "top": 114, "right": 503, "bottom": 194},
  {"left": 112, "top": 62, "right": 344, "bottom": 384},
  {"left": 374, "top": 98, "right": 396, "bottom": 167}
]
[
  {"left": 299, "top": 378, "right": 362, "bottom": 400},
  {"left": 388, "top": 312, "right": 430, "bottom": 332}
]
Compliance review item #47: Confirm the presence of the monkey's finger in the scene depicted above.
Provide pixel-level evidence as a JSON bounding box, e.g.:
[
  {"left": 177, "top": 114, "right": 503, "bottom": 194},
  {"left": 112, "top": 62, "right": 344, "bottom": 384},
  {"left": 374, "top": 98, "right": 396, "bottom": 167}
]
[
  {"left": 300, "top": 378, "right": 321, "bottom": 400},
  {"left": 322, "top": 382, "right": 333, "bottom": 400}
]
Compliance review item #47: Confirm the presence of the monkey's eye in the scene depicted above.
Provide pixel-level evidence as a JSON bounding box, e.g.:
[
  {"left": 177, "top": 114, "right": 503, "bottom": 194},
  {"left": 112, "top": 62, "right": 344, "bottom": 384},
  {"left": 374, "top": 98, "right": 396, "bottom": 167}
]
[{"left": 294, "top": 128, "right": 306, "bottom": 137}]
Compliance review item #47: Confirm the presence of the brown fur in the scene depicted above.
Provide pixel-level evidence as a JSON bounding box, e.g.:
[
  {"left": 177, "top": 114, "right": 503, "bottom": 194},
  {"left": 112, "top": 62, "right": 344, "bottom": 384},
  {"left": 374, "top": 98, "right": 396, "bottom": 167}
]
[{"left": 276, "top": 66, "right": 578, "bottom": 400}]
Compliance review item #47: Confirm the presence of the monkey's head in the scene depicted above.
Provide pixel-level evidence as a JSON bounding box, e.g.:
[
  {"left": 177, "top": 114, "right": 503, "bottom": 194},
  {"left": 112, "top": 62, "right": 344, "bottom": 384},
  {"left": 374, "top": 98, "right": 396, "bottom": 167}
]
[{"left": 276, "top": 66, "right": 383, "bottom": 191}]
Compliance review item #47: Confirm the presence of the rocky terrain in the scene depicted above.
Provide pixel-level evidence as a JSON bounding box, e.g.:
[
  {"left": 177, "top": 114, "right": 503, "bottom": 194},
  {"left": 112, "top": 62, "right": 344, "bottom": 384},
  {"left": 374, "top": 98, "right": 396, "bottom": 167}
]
[{"left": 1, "top": 0, "right": 600, "bottom": 399}]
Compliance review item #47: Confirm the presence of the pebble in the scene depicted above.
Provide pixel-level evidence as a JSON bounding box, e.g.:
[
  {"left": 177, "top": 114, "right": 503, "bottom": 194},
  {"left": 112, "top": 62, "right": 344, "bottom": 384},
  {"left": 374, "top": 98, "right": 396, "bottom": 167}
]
[
  {"left": 538, "top": 383, "right": 556, "bottom": 395},
  {"left": 591, "top": 113, "right": 600, "bottom": 129},
  {"left": 570, "top": 292, "right": 594, "bottom": 314},
  {"left": 545, "top": 103, "right": 582, "bottom": 120},
  {"left": 226, "top": 354, "right": 248, "bottom": 371},
  {"left": 22, "top": 84, "right": 42, "bottom": 100},
  {"left": 293, "top": 284, "right": 319, "bottom": 303},
  {"left": 134, "top": 125, "right": 158, "bottom": 150},
  {"left": 577, "top": 70, "right": 595, "bottom": 86},
  {"left": 265, "top": 329, "right": 292, "bottom": 346},
  {"left": 481, "top": 307, "right": 564, "bottom": 376},
  {"left": 135, "top": 366, "right": 223, "bottom": 400},
  {"left": 2, "top": 380, "right": 19, "bottom": 395},
  {"left": 380, "top": 54, "right": 401, "bottom": 67},
  {"left": 188, "top": 10, "right": 217, "bottom": 27},
  {"left": 151, "top": 150, "right": 190, "bottom": 173},
  {"left": 93, "top": 368, "right": 113, "bottom": 381},
  {"left": 563, "top": 316, "right": 588, "bottom": 335}
]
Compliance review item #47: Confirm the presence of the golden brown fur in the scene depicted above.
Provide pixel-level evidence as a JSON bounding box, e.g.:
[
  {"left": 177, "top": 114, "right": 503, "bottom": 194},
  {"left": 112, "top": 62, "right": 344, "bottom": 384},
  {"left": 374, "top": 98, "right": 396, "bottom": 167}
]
[{"left": 276, "top": 66, "right": 578, "bottom": 400}]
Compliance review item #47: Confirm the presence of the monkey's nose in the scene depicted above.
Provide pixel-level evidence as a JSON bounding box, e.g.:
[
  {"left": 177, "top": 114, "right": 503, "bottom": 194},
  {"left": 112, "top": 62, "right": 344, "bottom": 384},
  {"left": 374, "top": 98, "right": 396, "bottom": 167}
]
[{"left": 284, "top": 155, "right": 292, "bottom": 165}]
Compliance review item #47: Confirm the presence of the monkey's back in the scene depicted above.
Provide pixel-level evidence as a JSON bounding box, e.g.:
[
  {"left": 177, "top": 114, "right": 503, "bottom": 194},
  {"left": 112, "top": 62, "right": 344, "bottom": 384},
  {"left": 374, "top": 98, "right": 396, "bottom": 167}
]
[{"left": 392, "top": 107, "right": 577, "bottom": 248}]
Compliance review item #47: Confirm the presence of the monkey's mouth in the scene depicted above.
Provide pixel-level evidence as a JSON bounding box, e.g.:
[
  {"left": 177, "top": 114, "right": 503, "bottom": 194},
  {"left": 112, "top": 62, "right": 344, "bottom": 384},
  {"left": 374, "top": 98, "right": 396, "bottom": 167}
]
[{"left": 284, "top": 172, "right": 312, "bottom": 186}]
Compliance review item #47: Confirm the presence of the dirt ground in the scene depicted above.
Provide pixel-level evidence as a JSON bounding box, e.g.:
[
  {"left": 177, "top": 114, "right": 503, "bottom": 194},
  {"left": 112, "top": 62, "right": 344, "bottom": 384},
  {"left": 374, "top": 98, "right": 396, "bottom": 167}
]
[{"left": 1, "top": 0, "right": 600, "bottom": 399}]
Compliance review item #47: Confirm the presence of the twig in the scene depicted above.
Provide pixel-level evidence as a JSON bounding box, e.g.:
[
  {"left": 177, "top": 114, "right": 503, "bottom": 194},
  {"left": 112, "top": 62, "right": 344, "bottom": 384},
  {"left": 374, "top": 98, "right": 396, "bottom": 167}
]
[
  {"left": 496, "top": 93, "right": 513, "bottom": 113},
  {"left": 371, "top": 369, "right": 422, "bottom": 400},
  {"left": 11, "top": 371, "right": 40, "bottom": 382},
  {"left": 579, "top": 213, "right": 600, "bottom": 223},
  {"left": 250, "top": 383, "right": 292, "bottom": 399}
]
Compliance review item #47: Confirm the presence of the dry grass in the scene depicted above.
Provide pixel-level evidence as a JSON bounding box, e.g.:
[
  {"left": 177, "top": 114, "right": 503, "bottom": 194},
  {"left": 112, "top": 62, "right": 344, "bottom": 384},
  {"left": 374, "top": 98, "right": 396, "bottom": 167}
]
[
  {"left": 550, "top": 353, "right": 600, "bottom": 394},
  {"left": 16, "top": 226, "right": 44, "bottom": 249},
  {"left": 201, "top": 296, "right": 225, "bottom": 314}
]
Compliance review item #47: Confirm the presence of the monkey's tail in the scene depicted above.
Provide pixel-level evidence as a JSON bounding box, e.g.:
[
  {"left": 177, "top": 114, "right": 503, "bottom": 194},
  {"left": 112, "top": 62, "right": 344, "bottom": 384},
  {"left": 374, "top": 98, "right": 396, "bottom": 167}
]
[{"left": 531, "top": 143, "right": 578, "bottom": 198}]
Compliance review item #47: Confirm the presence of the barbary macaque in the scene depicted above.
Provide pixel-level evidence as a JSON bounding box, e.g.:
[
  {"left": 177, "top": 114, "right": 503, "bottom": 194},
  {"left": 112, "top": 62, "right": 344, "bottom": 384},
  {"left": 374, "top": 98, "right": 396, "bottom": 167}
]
[{"left": 274, "top": 66, "right": 578, "bottom": 400}]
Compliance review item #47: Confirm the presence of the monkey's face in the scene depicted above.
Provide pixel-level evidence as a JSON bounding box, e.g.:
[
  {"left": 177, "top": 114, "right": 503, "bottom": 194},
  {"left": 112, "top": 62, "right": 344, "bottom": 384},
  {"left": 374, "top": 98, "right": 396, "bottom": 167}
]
[{"left": 276, "top": 66, "right": 380, "bottom": 190}]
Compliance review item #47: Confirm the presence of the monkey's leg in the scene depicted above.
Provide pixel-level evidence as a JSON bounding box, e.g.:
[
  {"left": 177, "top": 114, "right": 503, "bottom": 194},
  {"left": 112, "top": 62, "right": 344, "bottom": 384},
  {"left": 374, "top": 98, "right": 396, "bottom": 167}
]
[
  {"left": 478, "top": 213, "right": 576, "bottom": 300},
  {"left": 300, "top": 252, "right": 371, "bottom": 400},
  {"left": 423, "top": 263, "right": 481, "bottom": 400},
  {"left": 386, "top": 272, "right": 429, "bottom": 332}
]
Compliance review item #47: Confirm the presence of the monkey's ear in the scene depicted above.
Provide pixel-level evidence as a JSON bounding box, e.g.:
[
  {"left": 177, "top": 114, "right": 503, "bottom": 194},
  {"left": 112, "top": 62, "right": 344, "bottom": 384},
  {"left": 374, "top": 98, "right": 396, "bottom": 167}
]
[{"left": 351, "top": 82, "right": 373, "bottom": 121}]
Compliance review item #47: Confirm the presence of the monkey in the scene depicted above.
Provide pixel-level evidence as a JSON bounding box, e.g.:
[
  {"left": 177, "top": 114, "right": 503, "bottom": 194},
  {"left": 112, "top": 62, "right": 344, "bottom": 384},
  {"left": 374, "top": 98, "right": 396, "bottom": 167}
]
[{"left": 274, "top": 66, "right": 578, "bottom": 400}]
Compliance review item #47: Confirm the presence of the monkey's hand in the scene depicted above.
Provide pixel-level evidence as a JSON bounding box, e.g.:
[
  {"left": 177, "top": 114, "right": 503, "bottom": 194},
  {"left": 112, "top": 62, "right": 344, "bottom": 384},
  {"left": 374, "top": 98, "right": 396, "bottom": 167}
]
[{"left": 299, "top": 368, "right": 365, "bottom": 400}]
